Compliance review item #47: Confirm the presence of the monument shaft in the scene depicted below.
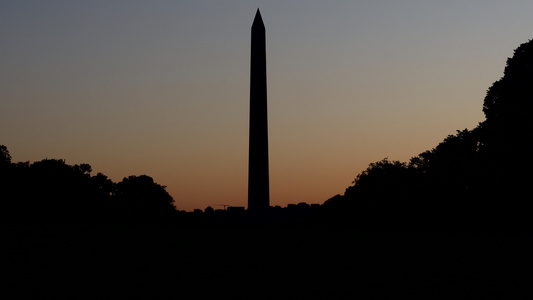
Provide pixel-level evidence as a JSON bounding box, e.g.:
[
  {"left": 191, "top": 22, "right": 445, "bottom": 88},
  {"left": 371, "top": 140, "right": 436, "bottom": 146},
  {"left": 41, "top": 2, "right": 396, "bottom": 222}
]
[{"left": 248, "top": 10, "right": 270, "bottom": 211}]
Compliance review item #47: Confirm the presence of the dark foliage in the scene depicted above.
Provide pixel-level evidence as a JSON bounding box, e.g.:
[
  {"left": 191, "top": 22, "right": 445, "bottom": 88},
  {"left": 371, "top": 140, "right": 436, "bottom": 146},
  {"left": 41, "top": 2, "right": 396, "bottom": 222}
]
[
  {"left": 115, "top": 175, "right": 176, "bottom": 222},
  {"left": 328, "top": 39, "right": 533, "bottom": 230},
  {"left": 0, "top": 150, "right": 176, "bottom": 225},
  {"left": 0, "top": 145, "right": 11, "bottom": 166}
]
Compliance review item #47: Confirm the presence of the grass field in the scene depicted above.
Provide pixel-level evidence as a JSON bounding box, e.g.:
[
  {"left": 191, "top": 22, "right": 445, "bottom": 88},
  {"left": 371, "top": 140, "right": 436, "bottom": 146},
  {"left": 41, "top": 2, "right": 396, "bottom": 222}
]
[{"left": 3, "top": 224, "right": 531, "bottom": 299}]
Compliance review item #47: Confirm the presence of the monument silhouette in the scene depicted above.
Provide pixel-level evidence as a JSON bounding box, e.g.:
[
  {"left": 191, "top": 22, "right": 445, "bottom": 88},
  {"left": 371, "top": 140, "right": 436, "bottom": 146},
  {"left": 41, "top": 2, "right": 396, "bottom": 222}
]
[{"left": 248, "top": 9, "right": 270, "bottom": 212}]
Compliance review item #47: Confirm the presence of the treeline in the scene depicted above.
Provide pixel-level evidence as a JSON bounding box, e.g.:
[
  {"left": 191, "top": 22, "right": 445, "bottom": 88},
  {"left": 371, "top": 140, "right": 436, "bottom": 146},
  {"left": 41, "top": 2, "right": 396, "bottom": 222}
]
[
  {"left": 0, "top": 145, "right": 326, "bottom": 226},
  {"left": 0, "top": 149, "right": 177, "bottom": 225},
  {"left": 2, "top": 39, "right": 533, "bottom": 229},
  {"left": 323, "top": 39, "right": 533, "bottom": 230}
]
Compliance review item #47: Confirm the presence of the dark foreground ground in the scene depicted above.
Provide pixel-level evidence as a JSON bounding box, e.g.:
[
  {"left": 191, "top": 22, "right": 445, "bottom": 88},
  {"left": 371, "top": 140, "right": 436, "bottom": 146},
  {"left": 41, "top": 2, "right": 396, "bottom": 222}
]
[{"left": 2, "top": 223, "right": 532, "bottom": 299}]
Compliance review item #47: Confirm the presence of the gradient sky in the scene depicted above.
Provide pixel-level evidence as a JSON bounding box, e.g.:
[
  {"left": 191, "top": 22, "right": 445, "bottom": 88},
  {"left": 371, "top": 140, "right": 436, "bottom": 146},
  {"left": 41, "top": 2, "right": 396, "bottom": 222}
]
[{"left": 2, "top": 1, "right": 533, "bottom": 211}]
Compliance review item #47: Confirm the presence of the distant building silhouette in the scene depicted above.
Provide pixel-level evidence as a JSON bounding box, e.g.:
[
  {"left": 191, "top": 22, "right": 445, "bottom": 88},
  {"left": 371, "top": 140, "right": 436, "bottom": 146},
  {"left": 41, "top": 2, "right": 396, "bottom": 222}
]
[
  {"left": 227, "top": 206, "right": 245, "bottom": 214},
  {"left": 248, "top": 9, "right": 270, "bottom": 212}
]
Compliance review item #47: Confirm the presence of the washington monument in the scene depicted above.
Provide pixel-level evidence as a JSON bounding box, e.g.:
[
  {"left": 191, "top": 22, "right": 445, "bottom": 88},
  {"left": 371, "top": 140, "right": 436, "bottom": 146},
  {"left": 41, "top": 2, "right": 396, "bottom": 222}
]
[{"left": 248, "top": 9, "right": 270, "bottom": 212}]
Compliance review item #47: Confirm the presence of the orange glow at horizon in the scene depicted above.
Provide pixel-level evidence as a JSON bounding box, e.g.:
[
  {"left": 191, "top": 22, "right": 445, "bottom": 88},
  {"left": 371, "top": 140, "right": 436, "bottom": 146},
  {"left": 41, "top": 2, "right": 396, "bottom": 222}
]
[{"left": 2, "top": 2, "right": 533, "bottom": 211}]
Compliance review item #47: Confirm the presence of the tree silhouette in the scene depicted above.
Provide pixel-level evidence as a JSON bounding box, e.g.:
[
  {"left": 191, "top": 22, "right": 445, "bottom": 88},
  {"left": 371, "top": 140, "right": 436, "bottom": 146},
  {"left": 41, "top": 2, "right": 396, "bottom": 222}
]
[
  {"left": 0, "top": 145, "right": 178, "bottom": 225},
  {"left": 337, "top": 158, "right": 428, "bottom": 227},
  {"left": 409, "top": 128, "right": 483, "bottom": 198},
  {"left": 23, "top": 159, "right": 94, "bottom": 223},
  {"left": 478, "top": 39, "right": 533, "bottom": 199},
  {"left": 330, "top": 39, "right": 533, "bottom": 229},
  {"left": 483, "top": 39, "right": 533, "bottom": 124},
  {"left": 0, "top": 145, "right": 11, "bottom": 166},
  {"left": 89, "top": 172, "right": 115, "bottom": 199},
  {"left": 345, "top": 158, "right": 417, "bottom": 198},
  {"left": 115, "top": 175, "right": 176, "bottom": 223}
]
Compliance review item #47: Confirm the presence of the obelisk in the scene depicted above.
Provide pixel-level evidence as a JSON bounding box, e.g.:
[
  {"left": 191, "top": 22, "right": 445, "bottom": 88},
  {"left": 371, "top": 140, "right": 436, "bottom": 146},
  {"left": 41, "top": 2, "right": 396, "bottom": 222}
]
[{"left": 248, "top": 9, "right": 270, "bottom": 212}]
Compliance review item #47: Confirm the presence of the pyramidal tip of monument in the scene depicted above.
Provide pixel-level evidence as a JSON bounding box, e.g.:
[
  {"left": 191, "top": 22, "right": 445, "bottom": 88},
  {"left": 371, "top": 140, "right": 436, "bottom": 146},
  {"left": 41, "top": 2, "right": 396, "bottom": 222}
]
[{"left": 253, "top": 8, "right": 264, "bottom": 27}]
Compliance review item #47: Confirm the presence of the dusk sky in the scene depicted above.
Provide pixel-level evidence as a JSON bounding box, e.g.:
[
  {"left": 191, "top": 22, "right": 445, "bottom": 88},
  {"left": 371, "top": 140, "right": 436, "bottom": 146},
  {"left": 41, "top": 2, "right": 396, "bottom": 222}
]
[{"left": 2, "top": 1, "right": 533, "bottom": 211}]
